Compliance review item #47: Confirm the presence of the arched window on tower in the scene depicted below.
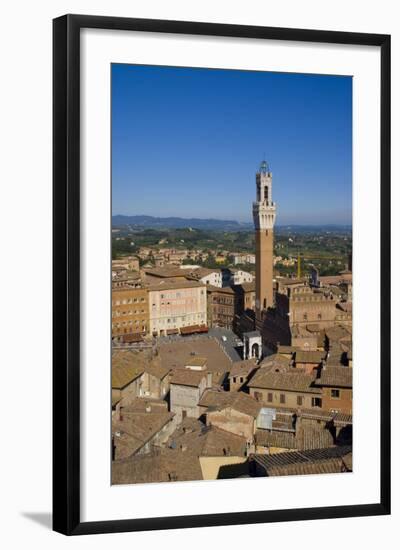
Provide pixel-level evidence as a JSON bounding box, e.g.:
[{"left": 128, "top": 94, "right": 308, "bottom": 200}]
[{"left": 264, "top": 186, "right": 269, "bottom": 202}]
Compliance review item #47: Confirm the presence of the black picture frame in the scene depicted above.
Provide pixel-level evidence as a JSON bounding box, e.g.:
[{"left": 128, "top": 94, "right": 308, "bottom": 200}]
[{"left": 53, "top": 14, "right": 391, "bottom": 536}]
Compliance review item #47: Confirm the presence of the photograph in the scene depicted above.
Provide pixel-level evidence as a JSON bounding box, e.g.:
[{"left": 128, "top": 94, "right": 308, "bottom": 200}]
[{"left": 110, "top": 64, "right": 353, "bottom": 485}]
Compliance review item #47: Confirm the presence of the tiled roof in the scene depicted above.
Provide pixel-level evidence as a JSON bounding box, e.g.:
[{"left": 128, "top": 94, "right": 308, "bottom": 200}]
[
  {"left": 112, "top": 363, "right": 144, "bottom": 390},
  {"left": 168, "top": 423, "right": 247, "bottom": 457},
  {"left": 325, "top": 325, "right": 352, "bottom": 343},
  {"left": 191, "top": 267, "right": 221, "bottom": 278},
  {"left": 112, "top": 411, "right": 174, "bottom": 459},
  {"left": 232, "top": 281, "right": 256, "bottom": 292},
  {"left": 145, "top": 360, "right": 171, "bottom": 380},
  {"left": 255, "top": 429, "right": 296, "bottom": 449},
  {"left": 112, "top": 448, "right": 203, "bottom": 484},
  {"left": 112, "top": 350, "right": 167, "bottom": 388},
  {"left": 119, "top": 397, "right": 168, "bottom": 413},
  {"left": 255, "top": 423, "right": 335, "bottom": 452},
  {"left": 315, "top": 366, "right": 352, "bottom": 388},
  {"left": 206, "top": 284, "right": 234, "bottom": 294},
  {"left": 251, "top": 445, "right": 352, "bottom": 476},
  {"left": 158, "top": 338, "right": 232, "bottom": 374},
  {"left": 248, "top": 370, "right": 321, "bottom": 394},
  {"left": 296, "top": 424, "right": 335, "bottom": 451},
  {"left": 198, "top": 388, "right": 231, "bottom": 409},
  {"left": 147, "top": 280, "right": 205, "bottom": 291},
  {"left": 170, "top": 369, "right": 207, "bottom": 388},
  {"left": 229, "top": 359, "right": 258, "bottom": 378},
  {"left": 259, "top": 353, "right": 292, "bottom": 370},
  {"left": 199, "top": 389, "right": 262, "bottom": 418},
  {"left": 142, "top": 267, "right": 190, "bottom": 278},
  {"left": 295, "top": 350, "right": 326, "bottom": 364},
  {"left": 277, "top": 345, "right": 299, "bottom": 355}
]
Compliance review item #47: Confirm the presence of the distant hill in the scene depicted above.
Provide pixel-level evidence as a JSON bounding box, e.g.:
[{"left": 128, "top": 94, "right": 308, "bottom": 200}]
[
  {"left": 111, "top": 215, "right": 253, "bottom": 231},
  {"left": 112, "top": 215, "right": 351, "bottom": 234},
  {"left": 275, "top": 224, "right": 352, "bottom": 234}
]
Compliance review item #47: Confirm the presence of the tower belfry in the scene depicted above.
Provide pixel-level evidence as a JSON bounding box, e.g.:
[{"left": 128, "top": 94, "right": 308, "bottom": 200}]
[{"left": 253, "top": 160, "right": 276, "bottom": 322}]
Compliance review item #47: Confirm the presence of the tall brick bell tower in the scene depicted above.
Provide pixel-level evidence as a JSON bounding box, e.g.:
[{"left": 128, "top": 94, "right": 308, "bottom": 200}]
[{"left": 253, "top": 160, "right": 276, "bottom": 324}]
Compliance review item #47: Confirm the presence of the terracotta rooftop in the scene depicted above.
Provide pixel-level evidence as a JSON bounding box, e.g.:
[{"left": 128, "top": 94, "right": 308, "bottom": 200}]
[
  {"left": 295, "top": 350, "right": 326, "bottom": 364},
  {"left": 147, "top": 280, "right": 206, "bottom": 291},
  {"left": 112, "top": 350, "right": 167, "bottom": 388},
  {"left": 277, "top": 345, "right": 299, "bottom": 355},
  {"left": 199, "top": 389, "right": 262, "bottom": 418},
  {"left": 112, "top": 362, "right": 144, "bottom": 390},
  {"left": 251, "top": 445, "right": 352, "bottom": 476},
  {"left": 248, "top": 370, "right": 321, "bottom": 394},
  {"left": 259, "top": 353, "right": 292, "bottom": 371},
  {"left": 142, "top": 267, "right": 191, "bottom": 279},
  {"left": 158, "top": 338, "right": 232, "bottom": 375},
  {"left": 168, "top": 422, "right": 247, "bottom": 457},
  {"left": 119, "top": 397, "right": 168, "bottom": 413},
  {"left": 112, "top": 448, "right": 203, "bottom": 484},
  {"left": 170, "top": 368, "right": 207, "bottom": 388},
  {"left": 232, "top": 281, "right": 256, "bottom": 292},
  {"left": 206, "top": 284, "right": 235, "bottom": 294},
  {"left": 229, "top": 359, "right": 258, "bottom": 378},
  {"left": 145, "top": 360, "right": 171, "bottom": 381},
  {"left": 255, "top": 429, "right": 296, "bottom": 449},
  {"left": 325, "top": 325, "right": 352, "bottom": 344},
  {"left": 315, "top": 366, "right": 353, "bottom": 388},
  {"left": 112, "top": 410, "right": 175, "bottom": 460},
  {"left": 190, "top": 267, "right": 221, "bottom": 278}
]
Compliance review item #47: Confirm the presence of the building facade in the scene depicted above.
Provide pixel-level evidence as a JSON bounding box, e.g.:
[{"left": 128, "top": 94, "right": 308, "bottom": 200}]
[
  {"left": 253, "top": 160, "right": 276, "bottom": 321},
  {"left": 206, "top": 285, "right": 235, "bottom": 328},
  {"left": 169, "top": 369, "right": 209, "bottom": 422},
  {"left": 148, "top": 280, "right": 207, "bottom": 336},
  {"left": 112, "top": 286, "right": 149, "bottom": 340}
]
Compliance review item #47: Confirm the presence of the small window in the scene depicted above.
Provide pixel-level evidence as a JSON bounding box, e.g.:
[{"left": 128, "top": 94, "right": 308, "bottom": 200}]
[
  {"left": 280, "top": 394, "right": 286, "bottom": 404},
  {"left": 267, "top": 393, "right": 273, "bottom": 403},
  {"left": 297, "top": 396, "right": 303, "bottom": 406},
  {"left": 331, "top": 389, "right": 341, "bottom": 398},
  {"left": 240, "top": 377, "right": 244, "bottom": 384},
  {"left": 312, "top": 397, "right": 322, "bottom": 408}
]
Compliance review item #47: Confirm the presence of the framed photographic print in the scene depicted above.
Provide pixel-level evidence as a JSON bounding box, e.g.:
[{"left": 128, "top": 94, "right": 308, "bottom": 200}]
[{"left": 53, "top": 14, "right": 391, "bottom": 535}]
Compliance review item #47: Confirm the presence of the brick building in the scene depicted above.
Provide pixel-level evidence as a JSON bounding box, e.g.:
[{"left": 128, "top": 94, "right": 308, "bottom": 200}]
[
  {"left": 112, "top": 286, "right": 149, "bottom": 340},
  {"left": 206, "top": 285, "right": 235, "bottom": 328}
]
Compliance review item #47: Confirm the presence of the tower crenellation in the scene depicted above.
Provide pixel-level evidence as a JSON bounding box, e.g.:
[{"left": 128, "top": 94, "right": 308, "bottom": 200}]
[{"left": 253, "top": 160, "right": 276, "bottom": 230}]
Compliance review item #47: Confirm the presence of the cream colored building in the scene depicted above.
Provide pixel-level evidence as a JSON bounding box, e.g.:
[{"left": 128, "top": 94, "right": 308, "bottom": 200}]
[{"left": 148, "top": 280, "right": 207, "bottom": 336}]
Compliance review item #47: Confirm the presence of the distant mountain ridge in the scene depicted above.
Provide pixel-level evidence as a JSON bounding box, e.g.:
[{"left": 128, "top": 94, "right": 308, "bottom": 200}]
[
  {"left": 112, "top": 215, "right": 351, "bottom": 233},
  {"left": 112, "top": 215, "right": 253, "bottom": 231}
]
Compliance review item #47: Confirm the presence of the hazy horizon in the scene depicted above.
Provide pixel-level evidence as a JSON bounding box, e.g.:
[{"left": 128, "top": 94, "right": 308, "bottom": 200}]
[{"left": 112, "top": 213, "right": 352, "bottom": 227}]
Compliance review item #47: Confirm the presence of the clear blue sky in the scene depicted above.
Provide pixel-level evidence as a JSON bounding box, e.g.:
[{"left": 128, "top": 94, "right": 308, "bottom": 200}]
[{"left": 112, "top": 64, "right": 352, "bottom": 225}]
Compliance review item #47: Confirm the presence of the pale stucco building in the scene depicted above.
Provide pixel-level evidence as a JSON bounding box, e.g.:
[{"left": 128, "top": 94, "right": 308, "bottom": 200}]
[{"left": 148, "top": 280, "right": 207, "bottom": 336}]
